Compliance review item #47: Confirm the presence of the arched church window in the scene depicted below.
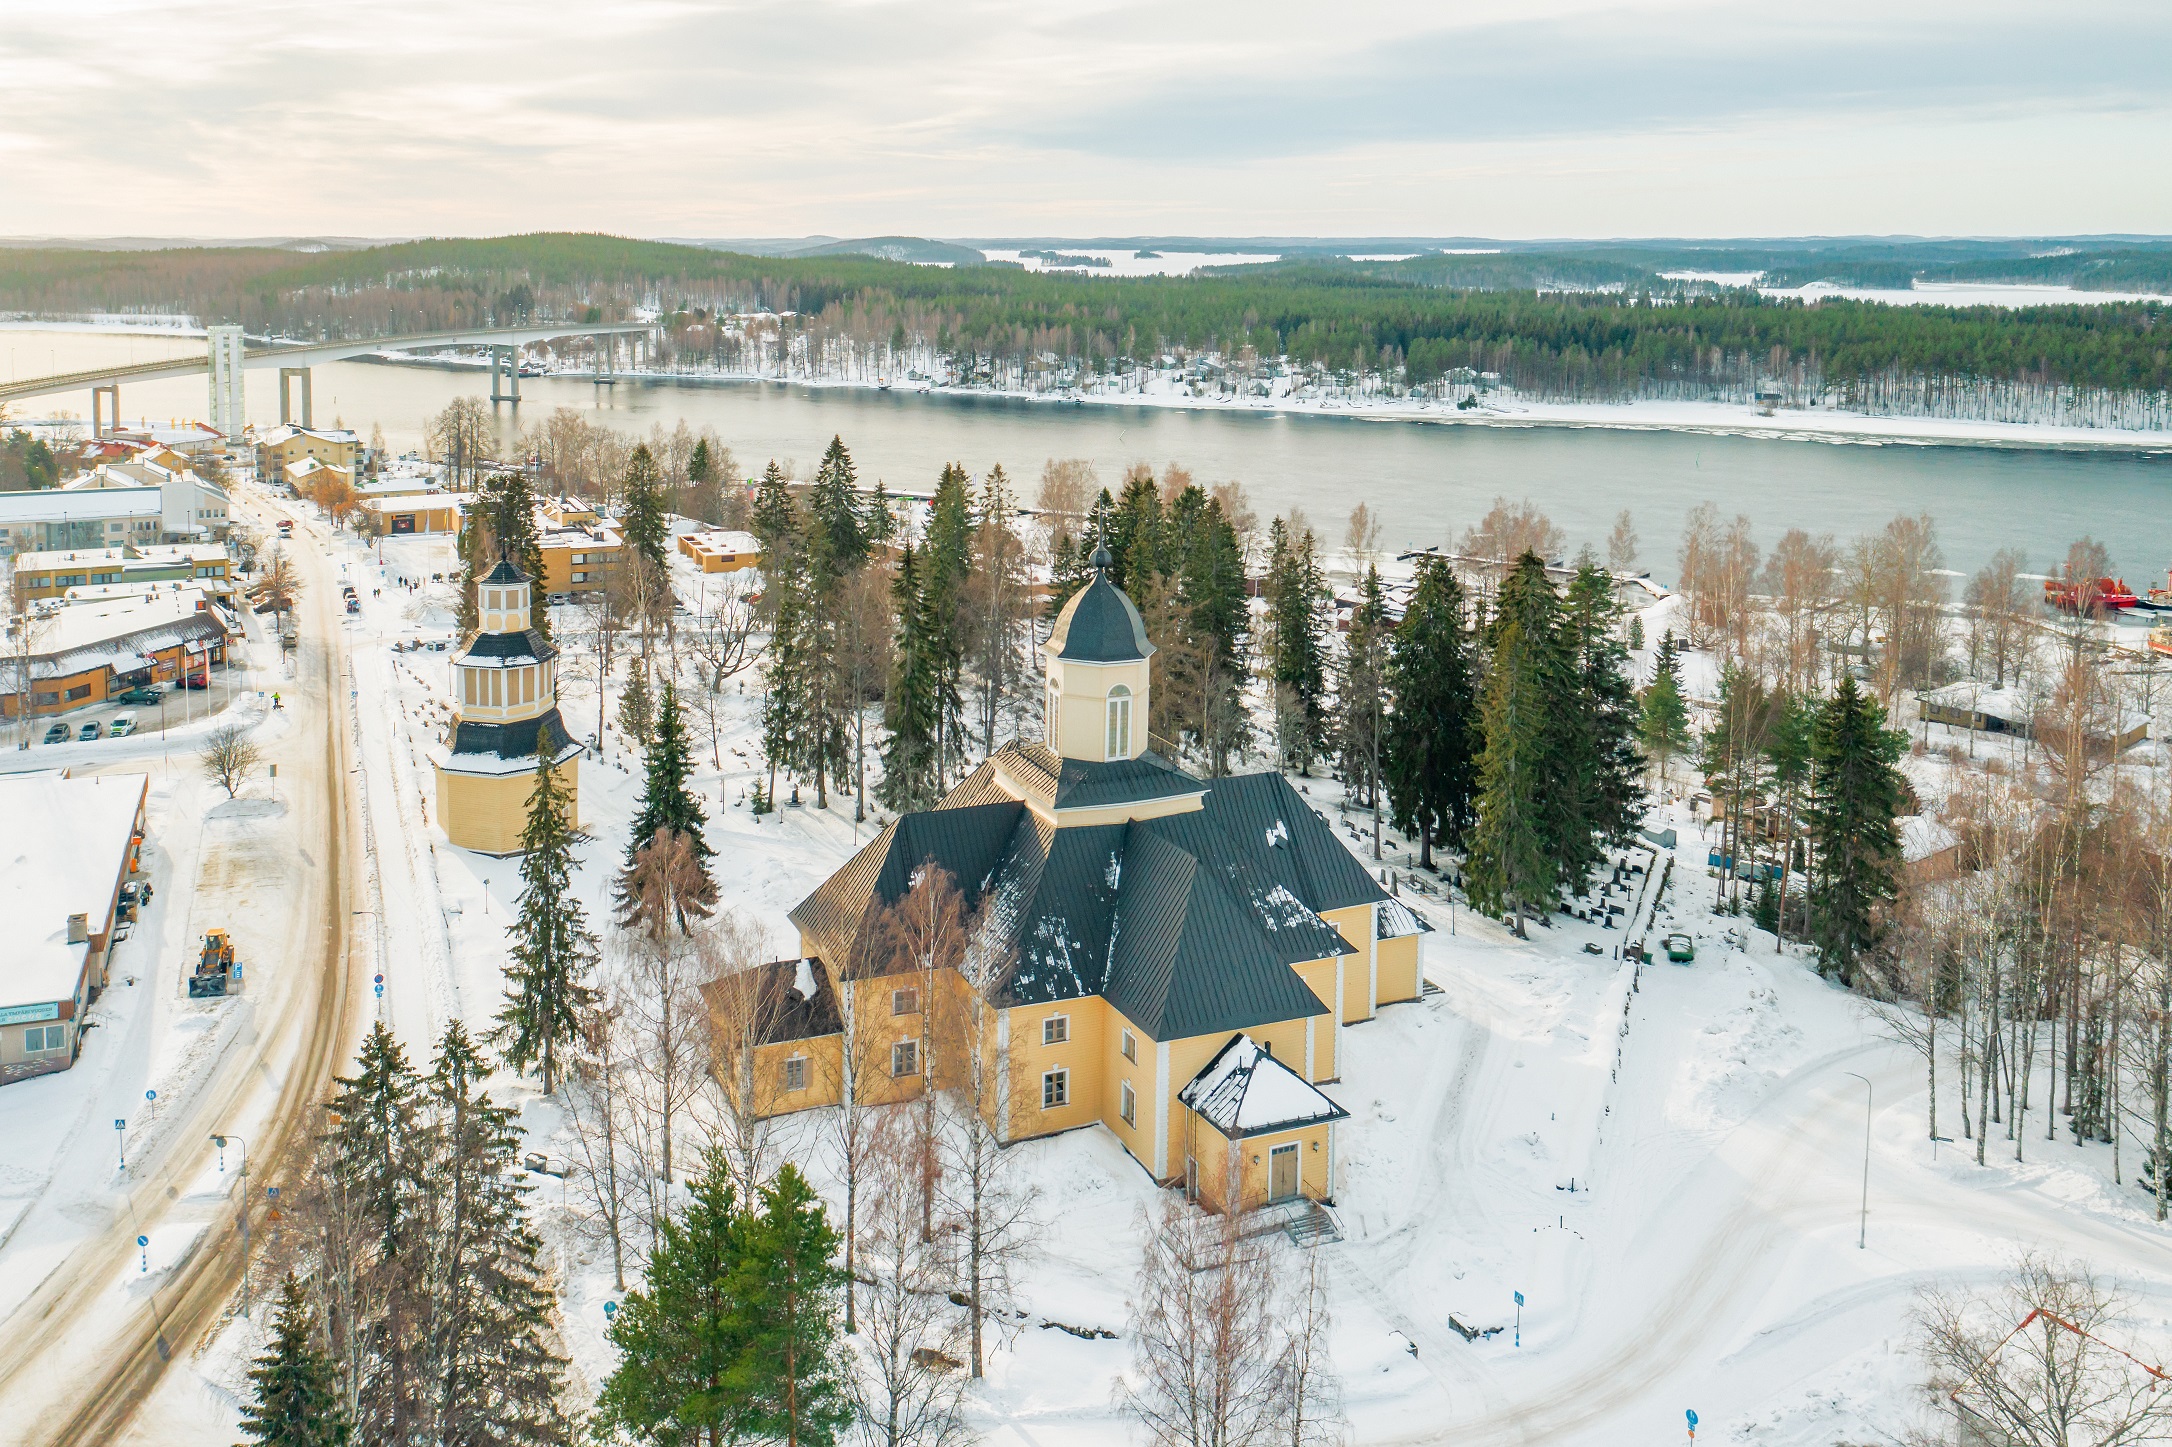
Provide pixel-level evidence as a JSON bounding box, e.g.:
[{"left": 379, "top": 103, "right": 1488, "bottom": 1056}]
[{"left": 1106, "top": 685, "right": 1131, "bottom": 760}]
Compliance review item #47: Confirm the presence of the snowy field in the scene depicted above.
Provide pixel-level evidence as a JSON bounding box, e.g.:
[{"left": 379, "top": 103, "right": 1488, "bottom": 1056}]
[{"left": 12, "top": 486, "right": 2167, "bottom": 1445}]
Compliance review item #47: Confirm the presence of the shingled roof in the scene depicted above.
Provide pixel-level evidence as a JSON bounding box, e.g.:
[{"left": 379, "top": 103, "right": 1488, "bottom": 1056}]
[{"left": 788, "top": 758, "right": 1387, "bottom": 1042}]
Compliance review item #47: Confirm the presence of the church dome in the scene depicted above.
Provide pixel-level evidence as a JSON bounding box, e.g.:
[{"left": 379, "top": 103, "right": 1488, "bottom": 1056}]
[{"left": 1048, "top": 575, "right": 1154, "bottom": 663}]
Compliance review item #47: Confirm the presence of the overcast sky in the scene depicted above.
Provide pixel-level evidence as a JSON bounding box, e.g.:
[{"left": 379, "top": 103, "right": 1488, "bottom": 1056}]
[{"left": 2, "top": 0, "right": 2166, "bottom": 240}]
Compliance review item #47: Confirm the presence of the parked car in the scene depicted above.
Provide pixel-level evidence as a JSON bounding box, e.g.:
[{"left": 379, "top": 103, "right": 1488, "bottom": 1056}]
[
  {"left": 115, "top": 686, "right": 162, "bottom": 706},
  {"left": 78, "top": 720, "right": 104, "bottom": 741},
  {"left": 109, "top": 713, "right": 137, "bottom": 737},
  {"left": 345, "top": 597, "right": 361, "bottom": 614},
  {"left": 41, "top": 722, "right": 69, "bottom": 744}
]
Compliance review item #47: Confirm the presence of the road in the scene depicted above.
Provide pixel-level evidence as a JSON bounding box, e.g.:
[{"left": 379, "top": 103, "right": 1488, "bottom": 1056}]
[{"left": 0, "top": 489, "right": 364, "bottom": 1445}]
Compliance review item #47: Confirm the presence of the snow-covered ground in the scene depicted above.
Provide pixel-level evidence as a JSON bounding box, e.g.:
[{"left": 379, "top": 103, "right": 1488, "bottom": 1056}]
[
  {"left": 100, "top": 508, "right": 2172, "bottom": 1447},
  {"left": 978, "top": 249, "right": 1282, "bottom": 277}
]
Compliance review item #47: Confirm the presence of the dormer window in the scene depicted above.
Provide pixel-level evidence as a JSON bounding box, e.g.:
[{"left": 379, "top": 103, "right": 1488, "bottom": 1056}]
[{"left": 1105, "top": 685, "right": 1131, "bottom": 760}]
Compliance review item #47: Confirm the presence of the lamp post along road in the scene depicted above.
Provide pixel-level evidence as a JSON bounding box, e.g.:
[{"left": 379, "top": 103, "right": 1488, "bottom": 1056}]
[
  {"left": 212, "top": 1134, "right": 252, "bottom": 1316},
  {"left": 1843, "top": 1072, "right": 1871, "bottom": 1249}
]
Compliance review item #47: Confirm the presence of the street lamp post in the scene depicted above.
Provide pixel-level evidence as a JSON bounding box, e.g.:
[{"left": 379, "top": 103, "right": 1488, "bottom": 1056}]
[
  {"left": 1843, "top": 1072, "right": 1871, "bottom": 1249},
  {"left": 212, "top": 1133, "right": 252, "bottom": 1315}
]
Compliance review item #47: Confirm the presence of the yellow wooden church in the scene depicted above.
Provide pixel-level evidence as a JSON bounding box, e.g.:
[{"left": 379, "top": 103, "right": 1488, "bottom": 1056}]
[
  {"left": 712, "top": 547, "right": 1426, "bottom": 1213},
  {"left": 432, "top": 559, "right": 583, "bottom": 854}
]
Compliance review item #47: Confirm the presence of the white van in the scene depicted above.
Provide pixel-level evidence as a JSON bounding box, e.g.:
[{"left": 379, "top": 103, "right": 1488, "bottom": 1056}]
[{"left": 109, "top": 713, "right": 137, "bottom": 738}]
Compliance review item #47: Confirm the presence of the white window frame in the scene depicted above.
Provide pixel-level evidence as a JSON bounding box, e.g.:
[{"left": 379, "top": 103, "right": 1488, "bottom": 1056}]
[
  {"left": 1120, "top": 1079, "right": 1136, "bottom": 1127},
  {"left": 1042, "top": 1013, "right": 1069, "bottom": 1045},
  {"left": 1105, "top": 685, "right": 1132, "bottom": 760},
  {"left": 892, "top": 987, "right": 920, "bottom": 1017},
  {"left": 783, "top": 1054, "right": 809, "bottom": 1092},
  {"left": 1041, "top": 1067, "right": 1069, "bottom": 1110},
  {"left": 891, "top": 1039, "right": 920, "bottom": 1078},
  {"left": 1046, "top": 682, "right": 1059, "bottom": 744},
  {"left": 1121, "top": 1027, "right": 1136, "bottom": 1063}
]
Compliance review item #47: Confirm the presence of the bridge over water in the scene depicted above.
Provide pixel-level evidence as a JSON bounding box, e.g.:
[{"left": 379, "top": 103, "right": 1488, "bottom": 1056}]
[{"left": 0, "top": 321, "right": 652, "bottom": 435}]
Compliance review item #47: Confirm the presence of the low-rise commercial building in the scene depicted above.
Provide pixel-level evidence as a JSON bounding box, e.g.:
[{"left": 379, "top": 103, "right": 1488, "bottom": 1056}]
[
  {"left": 538, "top": 519, "right": 621, "bottom": 596},
  {"left": 12, "top": 543, "right": 233, "bottom": 603},
  {"left": 678, "top": 528, "right": 762, "bottom": 573},
  {"left": 0, "top": 771, "right": 148, "bottom": 1085},
  {"left": 0, "top": 486, "right": 163, "bottom": 556},
  {"left": 363, "top": 492, "right": 473, "bottom": 536},
  {"left": 2, "top": 586, "right": 234, "bottom": 717},
  {"left": 67, "top": 459, "right": 232, "bottom": 538}
]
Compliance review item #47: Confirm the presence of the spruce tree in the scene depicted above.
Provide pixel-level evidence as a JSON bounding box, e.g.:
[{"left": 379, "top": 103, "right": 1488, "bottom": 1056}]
[
  {"left": 321, "top": 1021, "right": 428, "bottom": 1440},
  {"left": 418, "top": 1023, "right": 572, "bottom": 1447},
  {"left": 751, "top": 460, "right": 798, "bottom": 566},
  {"left": 239, "top": 1274, "right": 351, "bottom": 1447},
  {"left": 1382, "top": 557, "right": 1479, "bottom": 867},
  {"left": 595, "top": 1151, "right": 754, "bottom": 1445},
  {"left": 1560, "top": 560, "right": 1645, "bottom": 889},
  {"left": 1639, "top": 635, "right": 1692, "bottom": 787},
  {"left": 1175, "top": 494, "right": 1251, "bottom": 774},
  {"left": 921, "top": 464, "right": 973, "bottom": 778},
  {"left": 475, "top": 470, "right": 550, "bottom": 644},
  {"left": 1806, "top": 674, "right": 1907, "bottom": 985},
  {"left": 1108, "top": 469, "right": 1166, "bottom": 590},
  {"left": 1466, "top": 552, "right": 1570, "bottom": 936},
  {"left": 626, "top": 680, "right": 711, "bottom": 869},
  {"left": 492, "top": 724, "right": 598, "bottom": 1096},
  {"left": 1334, "top": 567, "right": 1390, "bottom": 809},
  {"left": 1264, "top": 518, "right": 1330, "bottom": 774},
  {"left": 617, "top": 656, "right": 654, "bottom": 748},
  {"left": 806, "top": 435, "right": 869, "bottom": 572},
  {"left": 736, "top": 1166, "right": 854, "bottom": 1447},
  {"left": 685, "top": 437, "right": 723, "bottom": 524},
  {"left": 619, "top": 445, "right": 671, "bottom": 573},
  {"left": 879, "top": 544, "right": 941, "bottom": 811}
]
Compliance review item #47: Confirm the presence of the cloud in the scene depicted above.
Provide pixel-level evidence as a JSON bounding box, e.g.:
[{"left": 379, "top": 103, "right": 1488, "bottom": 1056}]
[{"left": 0, "top": 0, "right": 2164, "bottom": 236}]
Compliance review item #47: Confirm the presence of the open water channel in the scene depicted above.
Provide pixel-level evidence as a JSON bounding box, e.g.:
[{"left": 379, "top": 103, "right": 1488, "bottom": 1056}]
[{"left": 8, "top": 327, "right": 2172, "bottom": 580}]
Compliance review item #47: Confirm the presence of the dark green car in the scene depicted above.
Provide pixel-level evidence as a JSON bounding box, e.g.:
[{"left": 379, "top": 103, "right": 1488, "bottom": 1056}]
[{"left": 115, "top": 686, "right": 163, "bottom": 705}]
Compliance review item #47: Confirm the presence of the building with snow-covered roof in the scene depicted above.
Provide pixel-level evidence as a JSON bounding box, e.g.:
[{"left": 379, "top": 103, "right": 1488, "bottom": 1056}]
[
  {"left": 0, "top": 585, "right": 233, "bottom": 717},
  {"left": 0, "top": 771, "right": 147, "bottom": 1085},
  {"left": 12, "top": 542, "right": 232, "bottom": 602},
  {"left": 678, "top": 527, "right": 762, "bottom": 573},
  {"left": 253, "top": 424, "right": 359, "bottom": 487},
  {"left": 708, "top": 545, "right": 1422, "bottom": 1214}
]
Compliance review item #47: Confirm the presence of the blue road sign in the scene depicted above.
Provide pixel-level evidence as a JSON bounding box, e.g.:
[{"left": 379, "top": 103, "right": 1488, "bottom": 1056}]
[
  {"left": 145, "top": 1089, "right": 156, "bottom": 1101},
  {"left": 114, "top": 1119, "right": 124, "bottom": 1131},
  {"left": 1514, "top": 1291, "right": 1524, "bottom": 1306},
  {"left": 604, "top": 1301, "right": 618, "bottom": 1318},
  {"left": 137, "top": 1235, "right": 148, "bottom": 1247},
  {"left": 1687, "top": 1410, "right": 1698, "bottom": 1428}
]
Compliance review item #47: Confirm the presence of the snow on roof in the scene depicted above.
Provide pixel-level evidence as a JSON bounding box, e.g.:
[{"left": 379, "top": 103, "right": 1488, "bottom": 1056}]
[
  {"left": 1178, "top": 1033, "right": 1350, "bottom": 1139},
  {"left": 0, "top": 486, "right": 161, "bottom": 524},
  {"left": 0, "top": 771, "right": 146, "bottom": 1011},
  {"left": 1898, "top": 815, "right": 1958, "bottom": 864},
  {"left": 1377, "top": 897, "right": 1429, "bottom": 938},
  {"left": 13, "top": 542, "right": 226, "bottom": 572},
  {"left": 684, "top": 528, "right": 761, "bottom": 553}
]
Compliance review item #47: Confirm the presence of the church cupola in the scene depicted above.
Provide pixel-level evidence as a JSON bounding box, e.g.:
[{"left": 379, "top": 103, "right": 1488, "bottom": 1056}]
[
  {"left": 1041, "top": 542, "right": 1155, "bottom": 762},
  {"left": 479, "top": 558, "right": 532, "bottom": 633}
]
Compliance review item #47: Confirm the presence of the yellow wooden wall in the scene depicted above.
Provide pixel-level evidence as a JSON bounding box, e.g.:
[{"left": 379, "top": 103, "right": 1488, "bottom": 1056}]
[{"left": 435, "top": 757, "right": 579, "bottom": 855}]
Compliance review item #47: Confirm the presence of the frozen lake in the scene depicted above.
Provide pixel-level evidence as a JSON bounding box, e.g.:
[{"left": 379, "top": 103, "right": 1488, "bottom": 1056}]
[{"left": 8, "top": 327, "right": 2171, "bottom": 580}]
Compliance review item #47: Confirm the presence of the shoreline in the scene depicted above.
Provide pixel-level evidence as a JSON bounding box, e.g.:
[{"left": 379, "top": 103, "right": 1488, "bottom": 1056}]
[{"left": 367, "top": 350, "right": 2172, "bottom": 456}]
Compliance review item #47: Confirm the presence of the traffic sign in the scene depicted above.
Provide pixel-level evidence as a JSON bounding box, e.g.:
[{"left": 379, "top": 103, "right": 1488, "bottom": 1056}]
[
  {"left": 1513, "top": 1291, "right": 1524, "bottom": 1306},
  {"left": 145, "top": 1089, "right": 156, "bottom": 1101},
  {"left": 137, "top": 1235, "right": 148, "bottom": 1247}
]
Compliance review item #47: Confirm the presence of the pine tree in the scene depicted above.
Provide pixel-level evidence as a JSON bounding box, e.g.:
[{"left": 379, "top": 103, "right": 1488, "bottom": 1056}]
[
  {"left": 239, "top": 1275, "right": 352, "bottom": 1447},
  {"left": 595, "top": 1150, "right": 755, "bottom": 1445},
  {"left": 626, "top": 680, "right": 711, "bottom": 869},
  {"left": 1334, "top": 567, "right": 1390, "bottom": 810},
  {"left": 1807, "top": 674, "right": 1907, "bottom": 985},
  {"left": 1639, "top": 635, "right": 1692, "bottom": 787},
  {"left": 617, "top": 656, "right": 654, "bottom": 748},
  {"left": 1466, "top": 552, "right": 1570, "bottom": 936},
  {"left": 736, "top": 1166, "right": 855, "bottom": 1447},
  {"left": 1382, "top": 557, "right": 1479, "bottom": 867},
  {"left": 417, "top": 1023, "right": 573, "bottom": 1447},
  {"left": 492, "top": 724, "right": 598, "bottom": 1095},
  {"left": 879, "top": 544, "right": 941, "bottom": 812},
  {"left": 619, "top": 445, "right": 671, "bottom": 573}
]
